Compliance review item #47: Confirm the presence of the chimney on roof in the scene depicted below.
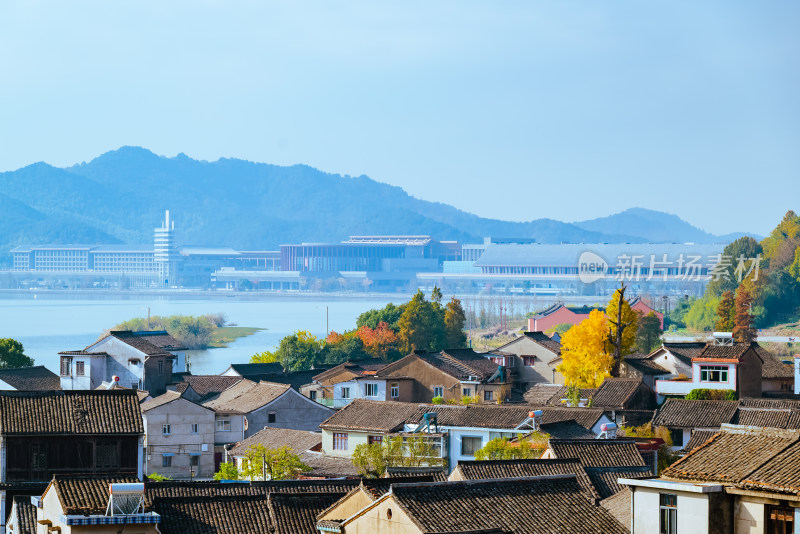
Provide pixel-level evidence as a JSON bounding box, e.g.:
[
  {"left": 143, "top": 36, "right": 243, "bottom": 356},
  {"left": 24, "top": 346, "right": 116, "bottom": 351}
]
[{"left": 794, "top": 355, "right": 799, "bottom": 396}]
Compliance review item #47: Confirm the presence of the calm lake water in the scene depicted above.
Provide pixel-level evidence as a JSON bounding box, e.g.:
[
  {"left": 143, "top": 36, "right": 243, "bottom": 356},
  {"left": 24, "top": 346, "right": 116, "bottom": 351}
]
[{"left": 0, "top": 292, "right": 399, "bottom": 375}]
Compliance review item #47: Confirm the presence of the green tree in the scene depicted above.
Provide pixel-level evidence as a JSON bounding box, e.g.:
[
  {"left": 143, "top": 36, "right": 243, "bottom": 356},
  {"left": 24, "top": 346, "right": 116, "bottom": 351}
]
[
  {"left": 686, "top": 388, "right": 737, "bottom": 400},
  {"left": 733, "top": 285, "right": 756, "bottom": 342},
  {"left": 444, "top": 297, "right": 467, "bottom": 349},
  {"left": 270, "top": 330, "right": 323, "bottom": 371},
  {"left": 714, "top": 290, "right": 735, "bottom": 332},
  {"left": 705, "top": 237, "right": 763, "bottom": 297},
  {"left": 474, "top": 433, "right": 548, "bottom": 461},
  {"left": 213, "top": 462, "right": 240, "bottom": 480},
  {"left": 685, "top": 294, "right": 721, "bottom": 332},
  {"left": 0, "top": 339, "right": 34, "bottom": 368},
  {"left": 635, "top": 312, "right": 663, "bottom": 354},
  {"left": 351, "top": 436, "right": 444, "bottom": 478},
  {"left": 250, "top": 350, "right": 279, "bottom": 365},
  {"left": 320, "top": 334, "right": 368, "bottom": 365},
  {"left": 356, "top": 303, "right": 406, "bottom": 330},
  {"left": 397, "top": 290, "right": 445, "bottom": 353},
  {"left": 605, "top": 284, "right": 639, "bottom": 375},
  {"left": 240, "top": 445, "right": 311, "bottom": 481},
  {"left": 430, "top": 285, "right": 443, "bottom": 305}
]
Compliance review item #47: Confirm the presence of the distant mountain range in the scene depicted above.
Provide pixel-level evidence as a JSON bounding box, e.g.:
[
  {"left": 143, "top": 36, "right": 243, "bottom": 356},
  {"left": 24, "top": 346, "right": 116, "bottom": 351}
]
[{"left": 0, "top": 147, "right": 757, "bottom": 264}]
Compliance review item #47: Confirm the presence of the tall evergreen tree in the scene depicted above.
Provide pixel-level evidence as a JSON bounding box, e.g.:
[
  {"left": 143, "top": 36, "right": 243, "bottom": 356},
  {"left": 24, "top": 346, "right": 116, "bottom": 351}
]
[
  {"left": 444, "top": 297, "right": 467, "bottom": 348},
  {"left": 397, "top": 290, "right": 445, "bottom": 353},
  {"left": 635, "top": 312, "right": 663, "bottom": 354},
  {"left": 733, "top": 286, "right": 756, "bottom": 342},
  {"left": 714, "top": 290, "right": 735, "bottom": 332}
]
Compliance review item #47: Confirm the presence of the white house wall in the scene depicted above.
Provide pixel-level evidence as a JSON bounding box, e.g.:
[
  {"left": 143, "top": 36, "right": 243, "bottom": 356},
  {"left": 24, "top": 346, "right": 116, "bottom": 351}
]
[
  {"left": 631, "top": 487, "right": 710, "bottom": 534},
  {"left": 143, "top": 398, "right": 215, "bottom": 479}
]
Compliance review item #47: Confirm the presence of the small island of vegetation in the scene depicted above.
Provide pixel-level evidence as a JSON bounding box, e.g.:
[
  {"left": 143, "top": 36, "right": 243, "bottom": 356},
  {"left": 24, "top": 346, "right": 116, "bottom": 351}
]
[{"left": 111, "top": 313, "right": 261, "bottom": 350}]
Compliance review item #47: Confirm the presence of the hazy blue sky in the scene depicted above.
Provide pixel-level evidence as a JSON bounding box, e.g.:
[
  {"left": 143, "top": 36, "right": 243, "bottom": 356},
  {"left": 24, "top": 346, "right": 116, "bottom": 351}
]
[{"left": 1, "top": 1, "right": 797, "bottom": 235}]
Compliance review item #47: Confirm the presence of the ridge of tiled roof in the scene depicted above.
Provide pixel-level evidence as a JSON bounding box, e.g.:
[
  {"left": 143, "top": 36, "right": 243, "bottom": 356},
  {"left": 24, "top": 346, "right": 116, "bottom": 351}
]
[
  {"left": 546, "top": 438, "right": 647, "bottom": 468},
  {"left": 297, "top": 451, "right": 359, "bottom": 478},
  {"left": 539, "top": 421, "right": 597, "bottom": 440},
  {"left": 228, "top": 427, "right": 322, "bottom": 457},
  {"left": 424, "top": 349, "right": 501, "bottom": 381},
  {"left": 453, "top": 458, "right": 600, "bottom": 501},
  {"left": 383, "top": 466, "right": 448, "bottom": 480},
  {"left": 652, "top": 399, "right": 739, "bottom": 429},
  {"left": 738, "top": 398, "right": 800, "bottom": 410},
  {"left": 523, "top": 384, "right": 566, "bottom": 405},
  {"left": 360, "top": 475, "right": 441, "bottom": 499},
  {"left": 386, "top": 477, "right": 628, "bottom": 534},
  {"left": 662, "top": 424, "right": 800, "bottom": 487},
  {"left": 312, "top": 359, "right": 389, "bottom": 383},
  {"left": 0, "top": 390, "right": 144, "bottom": 434},
  {"left": 536, "top": 407, "right": 605, "bottom": 431},
  {"left": 405, "top": 404, "right": 540, "bottom": 430},
  {"left": 740, "top": 440, "right": 800, "bottom": 495},
  {"left": 522, "top": 331, "right": 562, "bottom": 354},
  {"left": 0, "top": 365, "right": 60, "bottom": 391},
  {"left": 145, "top": 479, "right": 359, "bottom": 501},
  {"left": 227, "top": 362, "right": 285, "bottom": 376},
  {"left": 757, "top": 347, "right": 795, "bottom": 379},
  {"left": 202, "top": 380, "right": 291, "bottom": 414}
]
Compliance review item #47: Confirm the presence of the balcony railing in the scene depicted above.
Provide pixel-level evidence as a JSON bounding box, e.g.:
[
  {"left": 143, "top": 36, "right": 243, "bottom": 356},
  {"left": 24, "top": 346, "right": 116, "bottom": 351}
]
[{"left": 316, "top": 397, "right": 355, "bottom": 409}]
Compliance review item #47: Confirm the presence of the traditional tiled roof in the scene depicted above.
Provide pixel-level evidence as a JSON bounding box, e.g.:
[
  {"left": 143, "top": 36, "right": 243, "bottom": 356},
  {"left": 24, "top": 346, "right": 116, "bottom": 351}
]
[
  {"left": 452, "top": 458, "right": 600, "bottom": 500},
  {"left": 51, "top": 476, "right": 141, "bottom": 515},
  {"left": 154, "top": 495, "right": 272, "bottom": 534},
  {"left": 0, "top": 390, "right": 144, "bottom": 434},
  {"left": 383, "top": 466, "right": 448, "bottom": 480},
  {"left": 758, "top": 348, "right": 795, "bottom": 379},
  {"left": 738, "top": 398, "right": 800, "bottom": 410},
  {"left": 734, "top": 408, "right": 793, "bottom": 428},
  {"left": 386, "top": 477, "right": 628, "bottom": 534},
  {"left": 202, "top": 380, "right": 290, "bottom": 414},
  {"left": 538, "top": 407, "right": 606, "bottom": 431},
  {"left": 406, "top": 404, "right": 535, "bottom": 430},
  {"left": 681, "top": 430, "right": 718, "bottom": 453},
  {"left": 312, "top": 360, "right": 388, "bottom": 383},
  {"left": 360, "top": 476, "right": 443, "bottom": 499},
  {"left": 590, "top": 378, "right": 652, "bottom": 409},
  {"left": 623, "top": 357, "right": 670, "bottom": 375},
  {"left": 140, "top": 390, "right": 187, "bottom": 412},
  {"left": 252, "top": 369, "right": 332, "bottom": 391},
  {"left": 546, "top": 439, "right": 646, "bottom": 468},
  {"left": 539, "top": 421, "right": 596, "bottom": 439},
  {"left": 419, "top": 349, "right": 502, "bottom": 381},
  {"left": 659, "top": 342, "right": 707, "bottom": 364},
  {"left": 696, "top": 342, "right": 761, "bottom": 362},
  {"left": 523, "top": 385, "right": 597, "bottom": 406},
  {"left": 651, "top": 399, "right": 739, "bottom": 428},
  {"left": 663, "top": 425, "right": 800, "bottom": 485},
  {"left": 522, "top": 331, "right": 562, "bottom": 354},
  {"left": 171, "top": 375, "right": 243, "bottom": 397},
  {"left": 523, "top": 384, "right": 566, "bottom": 405},
  {"left": 11, "top": 496, "right": 36, "bottom": 534},
  {"left": 226, "top": 363, "right": 286, "bottom": 377},
  {"left": 145, "top": 479, "right": 359, "bottom": 500},
  {"left": 741, "top": 440, "right": 800, "bottom": 494},
  {"left": 92, "top": 330, "right": 179, "bottom": 357},
  {"left": 298, "top": 451, "right": 359, "bottom": 478},
  {"left": 0, "top": 366, "right": 60, "bottom": 391},
  {"left": 600, "top": 487, "right": 631, "bottom": 529},
  {"left": 584, "top": 466, "right": 653, "bottom": 499},
  {"left": 228, "top": 427, "right": 322, "bottom": 457},
  {"left": 268, "top": 492, "right": 343, "bottom": 534},
  {"left": 320, "top": 399, "right": 421, "bottom": 433}
]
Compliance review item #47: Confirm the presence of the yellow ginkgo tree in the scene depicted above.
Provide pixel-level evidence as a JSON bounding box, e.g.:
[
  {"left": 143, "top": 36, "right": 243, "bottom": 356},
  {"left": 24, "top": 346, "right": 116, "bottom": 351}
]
[{"left": 557, "top": 310, "right": 613, "bottom": 388}]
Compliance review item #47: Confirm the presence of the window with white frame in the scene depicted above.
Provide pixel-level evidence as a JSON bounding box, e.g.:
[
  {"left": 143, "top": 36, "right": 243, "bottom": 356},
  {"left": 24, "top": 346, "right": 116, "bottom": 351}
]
[
  {"left": 700, "top": 365, "right": 728, "bottom": 382},
  {"left": 390, "top": 383, "right": 399, "bottom": 398},
  {"left": 365, "top": 383, "right": 379, "bottom": 397},
  {"left": 216, "top": 419, "right": 231, "bottom": 432},
  {"left": 659, "top": 494, "right": 677, "bottom": 534},
  {"left": 433, "top": 386, "right": 444, "bottom": 398},
  {"left": 341, "top": 387, "right": 351, "bottom": 399},
  {"left": 191, "top": 423, "right": 199, "bottom": 434},
  {"left": 162, "top": 424, "right": 171, "bottom": 435},
  {"left": 484, "top": 390, "right": 494, "bottom": 402},
  {"left": 60, "top": 357, "right": 71, "bottom": 376},
  {"left": 333, "top": 433, "right": 348, "bottom": 450}
]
